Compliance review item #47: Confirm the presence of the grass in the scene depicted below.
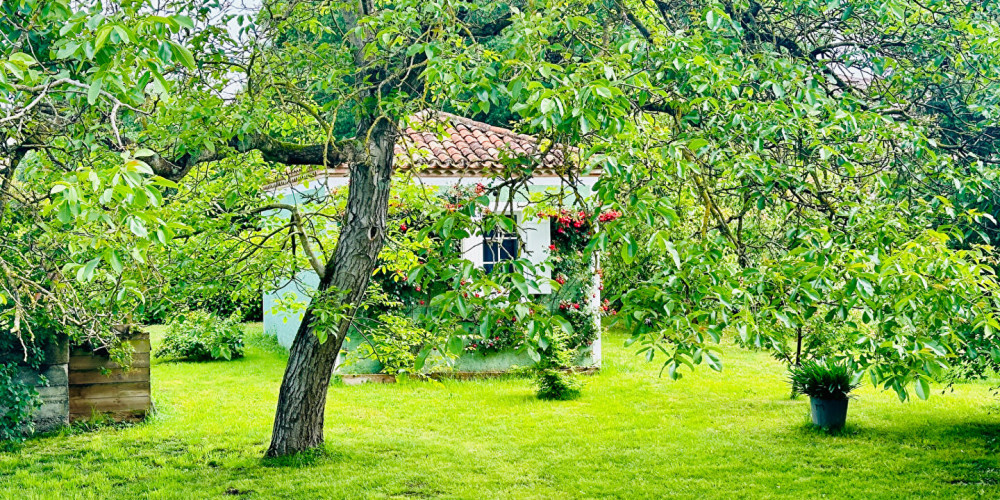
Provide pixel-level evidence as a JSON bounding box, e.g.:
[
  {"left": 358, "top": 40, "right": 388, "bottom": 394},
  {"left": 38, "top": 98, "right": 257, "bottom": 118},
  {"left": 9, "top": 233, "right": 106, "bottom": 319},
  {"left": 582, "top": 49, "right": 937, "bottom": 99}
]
[{"left": 2, "top": 324, "right": 1000, "bottom": 499}]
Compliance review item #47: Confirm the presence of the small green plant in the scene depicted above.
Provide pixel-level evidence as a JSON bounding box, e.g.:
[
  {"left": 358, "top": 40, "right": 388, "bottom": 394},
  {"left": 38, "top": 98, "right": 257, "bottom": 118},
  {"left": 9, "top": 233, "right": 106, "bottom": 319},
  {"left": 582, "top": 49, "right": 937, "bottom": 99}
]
[
  {"left": 536, "top": 368, "right": 582, "bottom": 400},
  {"left": 534, "top": 327, "right": 582, "bottom": 400},
  {"left": 0, "top": 362, "right": 41, "bottom": 445},
  {"left": 789, "top": 359, "right": 861, "bottom": 400},
  {"left": 155, "top": 311, "right": 245, "bottom": 361}
]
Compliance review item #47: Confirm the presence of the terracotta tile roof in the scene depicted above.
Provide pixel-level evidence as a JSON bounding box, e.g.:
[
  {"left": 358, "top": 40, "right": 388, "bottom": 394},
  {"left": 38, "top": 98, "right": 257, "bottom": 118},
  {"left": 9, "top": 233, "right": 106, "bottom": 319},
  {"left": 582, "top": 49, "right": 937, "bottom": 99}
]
[{"left": 263, "top": 111, "right": 597, "bottom": 191}]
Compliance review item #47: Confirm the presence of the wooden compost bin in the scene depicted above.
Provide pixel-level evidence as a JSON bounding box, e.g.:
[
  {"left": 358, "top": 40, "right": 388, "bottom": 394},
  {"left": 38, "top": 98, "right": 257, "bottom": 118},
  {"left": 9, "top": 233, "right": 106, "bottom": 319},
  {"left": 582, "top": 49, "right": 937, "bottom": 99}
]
[{"left": 68, "top": 330, "right": 151, "bottom": 422}]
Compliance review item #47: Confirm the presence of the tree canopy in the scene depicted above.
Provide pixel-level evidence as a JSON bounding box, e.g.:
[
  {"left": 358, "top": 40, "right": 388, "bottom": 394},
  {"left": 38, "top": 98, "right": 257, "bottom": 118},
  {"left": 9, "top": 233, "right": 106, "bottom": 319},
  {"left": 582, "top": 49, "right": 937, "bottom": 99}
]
[{"left": 4, "top": 0, "right": 1000, "bottom": 455}]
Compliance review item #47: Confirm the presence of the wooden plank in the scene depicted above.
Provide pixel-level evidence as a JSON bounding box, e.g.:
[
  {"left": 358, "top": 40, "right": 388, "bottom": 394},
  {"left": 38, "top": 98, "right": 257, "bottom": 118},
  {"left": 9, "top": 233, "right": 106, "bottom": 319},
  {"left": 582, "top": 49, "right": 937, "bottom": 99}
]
[
  {"left": 69, "top": 396, "right": 151, "bottom": 413},
  {"left": 69, "top": 409, "right": 147, "bottom": 423},
  {"left": 69, "top": 369, "right": 149, "bottom": 385},
  {"left": 69, "top": 381, "right": 149, "bottom": 400},
  {"left": 70, "top": 338, "right": 150, "bottom": 357},
  {"left": 69, "top": 352, "right": 149, "bottom": 371},
  {"left": 70, "top": 396, "right": 150, "bottom": 419}
]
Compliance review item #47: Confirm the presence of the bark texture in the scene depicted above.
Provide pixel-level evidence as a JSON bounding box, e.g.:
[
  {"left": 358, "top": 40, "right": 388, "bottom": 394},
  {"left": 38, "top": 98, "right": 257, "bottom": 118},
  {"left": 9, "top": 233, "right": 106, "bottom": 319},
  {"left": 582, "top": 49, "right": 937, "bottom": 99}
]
[{"left": 265, "top": 117, "right": 396, "bottom": 457}]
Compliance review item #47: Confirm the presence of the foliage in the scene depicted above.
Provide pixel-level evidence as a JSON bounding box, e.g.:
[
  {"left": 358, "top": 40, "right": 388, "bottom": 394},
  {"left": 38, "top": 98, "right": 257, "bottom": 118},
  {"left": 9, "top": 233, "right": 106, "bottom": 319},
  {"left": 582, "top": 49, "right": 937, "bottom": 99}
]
[
  {"left": 8, "top": 0, "right": 1000, "bottom": 456},
  {"left": 155, "top": 311, "right": 245, "bottom": 361},
  {"left": 349, "top": 313, "right": 446, "bottom": 375},
  {"left": 789, "top": 360, "right": 863, "bottom": 401},
  {"left": 535, "top": 368, "right": 582, "bottom": 401},
  {"left": 533, "top": 324, "right": 582, "bottom": 400},
  {"left": 0, "top": 362, "right": 41, "bottom": 445},
  {"left": 547, "top": 209, "right": 602, "bottom": 351}
]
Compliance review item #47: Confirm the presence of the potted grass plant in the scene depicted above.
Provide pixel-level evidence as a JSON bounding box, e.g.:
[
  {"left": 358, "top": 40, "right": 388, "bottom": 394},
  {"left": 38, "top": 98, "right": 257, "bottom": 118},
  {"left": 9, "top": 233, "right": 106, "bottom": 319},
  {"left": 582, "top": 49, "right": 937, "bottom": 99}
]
[{"left": 789, "top": 359, "right": 862, "bottom": 430}]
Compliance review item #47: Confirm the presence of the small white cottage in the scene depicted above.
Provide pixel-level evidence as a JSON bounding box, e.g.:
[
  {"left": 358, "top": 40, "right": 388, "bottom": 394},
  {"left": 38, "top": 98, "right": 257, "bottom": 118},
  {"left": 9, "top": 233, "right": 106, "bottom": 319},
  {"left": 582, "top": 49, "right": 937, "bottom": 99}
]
[{"left": 262, "top": 111, "right": 603, "bottom": 373}]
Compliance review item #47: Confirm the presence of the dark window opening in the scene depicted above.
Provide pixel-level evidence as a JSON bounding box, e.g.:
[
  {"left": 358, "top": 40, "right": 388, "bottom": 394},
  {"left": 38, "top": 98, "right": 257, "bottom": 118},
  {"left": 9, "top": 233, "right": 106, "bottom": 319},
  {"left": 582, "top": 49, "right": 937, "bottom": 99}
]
[{"left": 483, "top": 228, "right": 519, "bottom": 273}]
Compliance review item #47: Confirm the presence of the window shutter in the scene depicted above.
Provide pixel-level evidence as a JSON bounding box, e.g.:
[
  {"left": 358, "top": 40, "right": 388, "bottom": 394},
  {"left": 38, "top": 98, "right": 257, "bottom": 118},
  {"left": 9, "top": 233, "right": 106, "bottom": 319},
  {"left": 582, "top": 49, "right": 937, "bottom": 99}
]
[{"left": 520, "top": 216, "right": 552, "bottom": 294}]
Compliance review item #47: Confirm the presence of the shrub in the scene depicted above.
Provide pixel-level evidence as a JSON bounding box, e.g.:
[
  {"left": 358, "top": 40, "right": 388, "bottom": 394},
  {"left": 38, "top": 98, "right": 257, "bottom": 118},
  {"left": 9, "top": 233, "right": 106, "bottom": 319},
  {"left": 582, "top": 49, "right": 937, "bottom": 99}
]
[
  {"left": 0, "top": 362, "right": 41, "bottom": 444},
  {"left": 535, "top": 368, "right": 582, "bottom": 400},
  {"left": 533, "top": 327, "right": 582, "bottom": 400},
  {"left": 155, "top": 311, "right": 245, "bottom": 361},
  {"left": 789, "top": 359, "right": 861, "bottom": 400}
]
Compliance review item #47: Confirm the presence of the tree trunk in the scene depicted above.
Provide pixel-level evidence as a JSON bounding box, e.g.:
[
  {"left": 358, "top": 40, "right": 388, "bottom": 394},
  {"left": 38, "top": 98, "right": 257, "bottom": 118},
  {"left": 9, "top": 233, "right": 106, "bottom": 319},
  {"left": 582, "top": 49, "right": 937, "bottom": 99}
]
[{"left": 265, "top": 118, "right": 396, "bottom": 457}]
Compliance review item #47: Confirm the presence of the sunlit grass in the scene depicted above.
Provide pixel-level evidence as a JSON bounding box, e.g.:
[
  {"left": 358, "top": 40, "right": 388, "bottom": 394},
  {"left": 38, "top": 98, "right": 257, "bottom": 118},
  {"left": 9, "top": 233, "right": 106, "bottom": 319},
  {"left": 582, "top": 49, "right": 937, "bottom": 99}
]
[{"left": 1, "top": 323, "right": 998, "bottom": 498}]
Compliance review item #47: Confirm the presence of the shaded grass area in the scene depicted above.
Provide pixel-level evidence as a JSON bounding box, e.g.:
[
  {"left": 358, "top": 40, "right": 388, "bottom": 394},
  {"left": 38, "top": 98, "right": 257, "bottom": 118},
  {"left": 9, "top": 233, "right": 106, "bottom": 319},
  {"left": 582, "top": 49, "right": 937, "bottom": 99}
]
[{"left": 2, "top": 323, "right": 1000, "bottom": 498}]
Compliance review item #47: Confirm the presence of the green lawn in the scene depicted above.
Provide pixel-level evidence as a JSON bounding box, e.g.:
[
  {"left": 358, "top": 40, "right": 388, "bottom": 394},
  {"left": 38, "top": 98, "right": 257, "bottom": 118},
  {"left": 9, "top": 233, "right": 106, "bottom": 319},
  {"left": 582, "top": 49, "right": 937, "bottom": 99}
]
[{"left": 2, "top": 324, "right": 999, "bottom": 499}]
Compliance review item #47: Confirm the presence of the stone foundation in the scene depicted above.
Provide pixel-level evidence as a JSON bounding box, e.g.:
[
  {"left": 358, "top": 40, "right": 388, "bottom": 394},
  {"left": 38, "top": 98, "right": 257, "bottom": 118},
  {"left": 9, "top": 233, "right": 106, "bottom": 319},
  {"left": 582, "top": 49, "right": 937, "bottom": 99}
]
[{"left": 2, "top": 335, "right": 70, "bottom": 434}]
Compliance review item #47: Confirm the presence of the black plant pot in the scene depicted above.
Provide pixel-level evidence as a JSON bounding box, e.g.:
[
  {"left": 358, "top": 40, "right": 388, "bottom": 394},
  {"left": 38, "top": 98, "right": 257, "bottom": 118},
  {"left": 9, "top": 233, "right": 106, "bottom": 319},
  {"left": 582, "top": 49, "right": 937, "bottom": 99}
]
[{"left": 809, "top": 397, "right": 849, "bottom": 429}]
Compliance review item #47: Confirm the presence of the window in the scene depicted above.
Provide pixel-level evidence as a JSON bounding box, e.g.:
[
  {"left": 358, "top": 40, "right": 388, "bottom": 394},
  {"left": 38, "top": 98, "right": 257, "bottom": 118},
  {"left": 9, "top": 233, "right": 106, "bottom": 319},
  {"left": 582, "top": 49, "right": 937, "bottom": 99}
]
[{"left": 483, "top": 228, "right": 519, "bottom": 273}]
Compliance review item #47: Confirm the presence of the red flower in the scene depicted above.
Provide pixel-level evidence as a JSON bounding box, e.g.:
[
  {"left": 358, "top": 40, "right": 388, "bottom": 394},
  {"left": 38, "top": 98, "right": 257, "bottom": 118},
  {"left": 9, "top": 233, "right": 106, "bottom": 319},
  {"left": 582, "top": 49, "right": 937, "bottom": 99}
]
[
  {"left": 399, "top": 223, "right": 408, "bottom": 232},
  {"left": 419, "top": 300, "right": 425, "bottom": 305},
  {"left": 598, "top": 210, "right": 623, "bottom": 223},
  {"left": 548, "top": 244, "right": 556, "bottom": 251}
]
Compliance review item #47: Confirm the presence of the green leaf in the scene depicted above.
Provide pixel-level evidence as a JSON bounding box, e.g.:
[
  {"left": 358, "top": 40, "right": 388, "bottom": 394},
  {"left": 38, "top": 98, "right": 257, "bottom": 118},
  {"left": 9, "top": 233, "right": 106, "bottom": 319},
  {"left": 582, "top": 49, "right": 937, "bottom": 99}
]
[
  {"left": 87, "top": 78, "right": 103, "bottom": 105},
  {"left": 447, "top": 335, "right": 464, "bottom": 355},
  {"left": 108, "top": 250, "right": 123, "bottom": 274},
  {"left": 914, "top": 378, "right": 930, "bottom": 400},
  {"left": 173, "top": 15, "right": 194, "bottom": 29},
  {"left": 79, "top": 257, "right": 101, "bottom": 283},
  {"left": 128, "top": 217, "right": 148, "bottom": 237},
  {"left": 168, "top": 41, "right": 196, "bottom": 69},
  {"left": 553, "top": 315, "right": 574, "bottom": 335}
]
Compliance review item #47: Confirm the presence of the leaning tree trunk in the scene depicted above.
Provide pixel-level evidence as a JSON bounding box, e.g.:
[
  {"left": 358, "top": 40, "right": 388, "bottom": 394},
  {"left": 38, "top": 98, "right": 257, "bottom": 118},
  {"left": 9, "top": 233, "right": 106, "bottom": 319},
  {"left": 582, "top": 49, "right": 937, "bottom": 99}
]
[{"left": 266, "top": 118, "right": 397, "bottom": 457}]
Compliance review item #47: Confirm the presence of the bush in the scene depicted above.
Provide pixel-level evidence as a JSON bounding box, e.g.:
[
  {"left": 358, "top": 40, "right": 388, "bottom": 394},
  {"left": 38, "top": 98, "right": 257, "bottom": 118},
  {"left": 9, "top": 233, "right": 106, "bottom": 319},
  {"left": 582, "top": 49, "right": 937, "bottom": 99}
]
[
  {"left": 535, "top": 368, "right": 582, "bottom": 400},
  {"left": 0, "top": 362, "right": 41, "bottom": 445},
  {"left": 533, "top": 327, "right": 582, "bottom": 400},
  {"left": 789, "top": 359, "right": 861, "bottom": 400},
  {"left": 155, "top": 311, "right": 245, "bottom": 361}
]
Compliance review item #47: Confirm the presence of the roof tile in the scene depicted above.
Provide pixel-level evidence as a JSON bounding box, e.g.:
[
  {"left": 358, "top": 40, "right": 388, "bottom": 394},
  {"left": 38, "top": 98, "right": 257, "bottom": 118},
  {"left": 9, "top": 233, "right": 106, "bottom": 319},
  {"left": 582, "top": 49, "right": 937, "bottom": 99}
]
[{"left": 264, "top": 111, "right": 597, "bottom": 190}]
